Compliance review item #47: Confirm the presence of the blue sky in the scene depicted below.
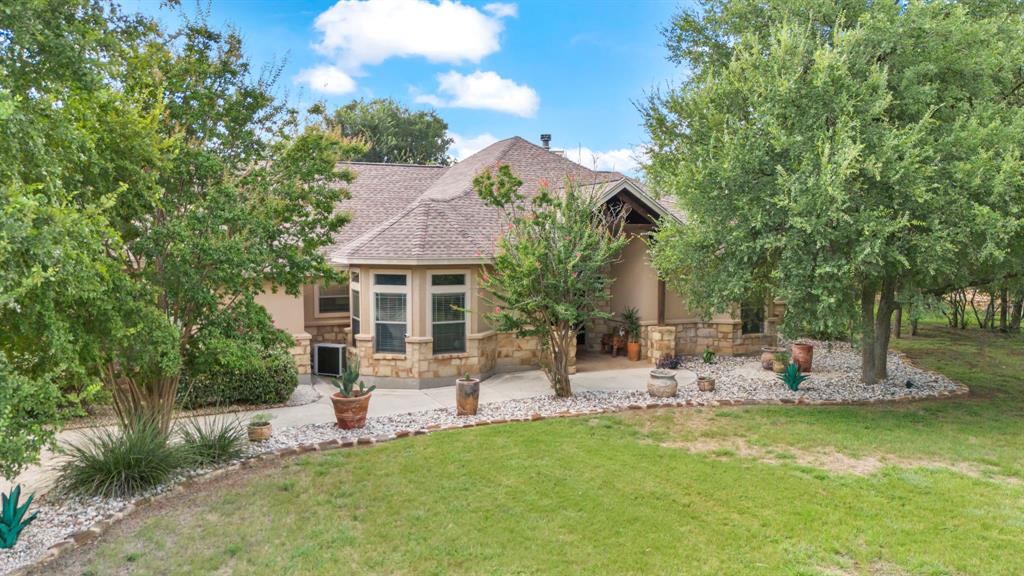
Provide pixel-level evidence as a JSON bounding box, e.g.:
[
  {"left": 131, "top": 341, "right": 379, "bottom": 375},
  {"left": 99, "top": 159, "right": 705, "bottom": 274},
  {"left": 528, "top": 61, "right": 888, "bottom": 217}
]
[{"left": 128, "top": 0, "right": 690, "bottom": 173}]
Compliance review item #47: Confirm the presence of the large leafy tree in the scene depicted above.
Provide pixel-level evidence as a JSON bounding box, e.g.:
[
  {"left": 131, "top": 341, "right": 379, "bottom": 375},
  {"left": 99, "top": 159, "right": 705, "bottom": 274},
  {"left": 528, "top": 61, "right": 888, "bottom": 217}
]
[
  {"left": 644, "top": 0, "right": 1024, "bottom": 383},
  {"left": 0, "top": 0, "right": 359, "bottom": 476},
  {"left": 474, "top": 167, "right": 627, "bottom": 397},
  {"left": 322, "top": 98, "right": 452, "bottom": 165}
]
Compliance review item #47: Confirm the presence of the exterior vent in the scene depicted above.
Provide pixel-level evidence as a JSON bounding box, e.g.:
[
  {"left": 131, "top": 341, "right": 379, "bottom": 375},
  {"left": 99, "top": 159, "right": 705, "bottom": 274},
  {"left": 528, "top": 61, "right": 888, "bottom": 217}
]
[{"left": 313, "top": 343, "right": 346, "bottom": 377}]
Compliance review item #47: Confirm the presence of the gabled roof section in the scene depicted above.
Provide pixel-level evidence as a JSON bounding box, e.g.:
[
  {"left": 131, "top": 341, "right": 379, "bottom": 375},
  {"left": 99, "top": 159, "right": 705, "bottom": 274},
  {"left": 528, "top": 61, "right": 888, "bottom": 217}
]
[{"left": 326, "top": 137, "right": 656, "bottom": 265}]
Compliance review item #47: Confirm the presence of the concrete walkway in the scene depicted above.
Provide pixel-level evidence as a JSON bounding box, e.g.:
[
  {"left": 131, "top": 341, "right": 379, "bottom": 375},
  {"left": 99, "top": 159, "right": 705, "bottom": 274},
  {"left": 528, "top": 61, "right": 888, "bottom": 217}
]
[{"left": 7, "top": 366, "right": 693, "bottom": 496}]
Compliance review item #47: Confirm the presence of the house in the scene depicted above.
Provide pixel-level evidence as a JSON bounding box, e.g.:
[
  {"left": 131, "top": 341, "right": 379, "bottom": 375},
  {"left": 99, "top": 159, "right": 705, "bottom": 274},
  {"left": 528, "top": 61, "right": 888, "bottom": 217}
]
[{"left": 256, "top": 136, "right": 782, "bottom": 388}]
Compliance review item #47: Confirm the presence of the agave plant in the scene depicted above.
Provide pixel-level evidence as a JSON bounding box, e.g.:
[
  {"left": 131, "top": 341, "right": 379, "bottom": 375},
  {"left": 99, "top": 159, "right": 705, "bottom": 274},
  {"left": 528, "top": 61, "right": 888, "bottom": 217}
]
[
  {"left": 778, "top": 362, "right": 808, "bottom": 391},
  {"left": 333, "top": 355, "right": 376, "bottom": 398},
  {"left": 1, "top": 484, "right": 38, "bottom": 549}
]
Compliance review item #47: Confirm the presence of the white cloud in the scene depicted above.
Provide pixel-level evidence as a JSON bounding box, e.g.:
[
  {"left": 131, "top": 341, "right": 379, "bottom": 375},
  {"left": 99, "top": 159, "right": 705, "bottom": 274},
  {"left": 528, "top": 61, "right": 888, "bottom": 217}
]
[
  {"left": 450, "top": 132, "right": 499, "bottom": 160},
  {"left": 562, "top": 145, "right": 646, "bottom": 174},
  {"left": 312, "top": 0, "right": 514, "bottom": 72},
  {"left": 484, "top": 2, "right": 517, "bottom": 17},
  {"left": 421, "top": 70, "right": 539, "bottom": 117},
  {"left": 294, "top": 65, "right": 357, "bottom": 95}
]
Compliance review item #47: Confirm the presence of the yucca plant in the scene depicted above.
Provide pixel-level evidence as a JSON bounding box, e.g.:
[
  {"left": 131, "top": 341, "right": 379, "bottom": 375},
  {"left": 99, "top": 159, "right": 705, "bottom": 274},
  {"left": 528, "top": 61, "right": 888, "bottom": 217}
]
[
  {"left": 778, "top": 362, "right": 808, "bottom": 391},
  {"left": 57, "top": 420, "right": 185, "bottom": 498},
  {"left": 0, "top": 485, "right": 37, "bottom": 549},
  {"left": 177, "top": 416, "right": 247, "bottom": 467},
  {"left": 332, "top": 355, "right": 375, "bottom": 398},
  {"left": 702, "top": 348, "right": 716, "bottom": 364}
]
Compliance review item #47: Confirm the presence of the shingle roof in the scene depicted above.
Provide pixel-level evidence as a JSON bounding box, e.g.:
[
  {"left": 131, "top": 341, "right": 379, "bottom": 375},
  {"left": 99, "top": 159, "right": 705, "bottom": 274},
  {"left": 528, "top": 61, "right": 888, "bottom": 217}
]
[{"left": 326, "top": 136, "right": 675, "bottom": 264}]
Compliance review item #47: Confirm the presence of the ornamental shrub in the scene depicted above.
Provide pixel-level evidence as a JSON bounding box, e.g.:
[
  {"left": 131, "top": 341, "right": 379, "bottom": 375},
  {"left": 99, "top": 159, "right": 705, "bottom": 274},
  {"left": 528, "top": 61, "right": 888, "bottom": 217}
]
[{"left": 178, "top": 336, "right": 298, "bottom": 409}]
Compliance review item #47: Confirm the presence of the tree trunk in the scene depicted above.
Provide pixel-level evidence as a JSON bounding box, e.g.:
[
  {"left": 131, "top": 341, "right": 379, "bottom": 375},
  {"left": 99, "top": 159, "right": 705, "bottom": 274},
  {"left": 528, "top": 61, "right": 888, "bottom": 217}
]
[
  {"left": 861, "top": 286, "right": 877, "bottom": 385},
  {"left": 873, "top": 280, "right": 896, "bottom": 382},
  {"left": 1011, "top": 293, "right": 1023, "bottom": 332},
  {"left": 892, "top": 303, "right": 902, "bottom": 339},
  {"left": 999, "top": 288, "right": 1009, "bottom": 332},
  {"left": 542, "top": 325, "right": 574, "bottom": 397}
]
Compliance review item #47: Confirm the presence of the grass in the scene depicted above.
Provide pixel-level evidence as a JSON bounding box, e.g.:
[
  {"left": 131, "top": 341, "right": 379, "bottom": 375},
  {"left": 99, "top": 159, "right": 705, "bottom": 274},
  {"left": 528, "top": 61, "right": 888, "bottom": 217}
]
[{"left": 62, "top": 322, "right": 1023, "bottom": 575}]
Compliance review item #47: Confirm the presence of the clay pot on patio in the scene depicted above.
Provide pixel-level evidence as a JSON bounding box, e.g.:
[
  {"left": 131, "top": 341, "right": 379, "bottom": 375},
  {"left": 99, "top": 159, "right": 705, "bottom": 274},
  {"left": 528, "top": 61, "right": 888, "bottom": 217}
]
[
  {"left": 772, "top": 359, "right": 788, "bottom": 373},
  {"left": 456, "top": 376, "right": 480, "bottom": 416},
  {"left": 791, "top": 341, "right": 814, "bottom": 373},
  {"left": 647, "top": 369, "right": 678, "bottom": 398},
  {"left": 626, "top": 342, "right": 642, "bottom": 362},
  {"left": 247, "top": 423, "right": 272, "bottom": 442},
  {"left": 696, "top": 376, "right": 716, "bottom": 392},
  {"left": 331, "top": 392, "right": 372, "bottom": 430},
  {"left": 760, "top": 346, "right": 784, "bottom": 370}
]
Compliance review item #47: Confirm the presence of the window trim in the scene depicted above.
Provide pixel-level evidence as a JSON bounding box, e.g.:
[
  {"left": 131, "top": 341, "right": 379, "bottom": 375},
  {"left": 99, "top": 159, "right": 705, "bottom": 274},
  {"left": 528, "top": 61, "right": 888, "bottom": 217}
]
[
  {"left": 349, "top": 269, "right": 361, "bottom": 335},
  {"left": 428, "top": 270, "right": 470, "bottom": 356},
  {"left": 314, "top": 280, "right": 350, "bottom": 319},
  {"left": 372, "top": 270, "right": 410, "bottom": 354}
]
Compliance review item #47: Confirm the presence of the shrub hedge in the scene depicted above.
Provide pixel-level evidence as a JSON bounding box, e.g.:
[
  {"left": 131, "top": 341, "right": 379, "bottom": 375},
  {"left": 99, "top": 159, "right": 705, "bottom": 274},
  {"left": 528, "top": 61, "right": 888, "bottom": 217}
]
[{"left": 178, "top": 337, "right": 298, "bottom": 409}]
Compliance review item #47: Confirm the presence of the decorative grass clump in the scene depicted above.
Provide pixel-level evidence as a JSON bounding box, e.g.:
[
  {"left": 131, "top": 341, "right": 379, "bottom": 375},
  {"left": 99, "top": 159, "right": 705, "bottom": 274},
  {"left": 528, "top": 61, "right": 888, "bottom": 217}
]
[
  {"left": 58, "top": 421, "right": 186, "bottom": 498},
  {"left": 177, "top": 416, "right": 247, "bottom": 467}
]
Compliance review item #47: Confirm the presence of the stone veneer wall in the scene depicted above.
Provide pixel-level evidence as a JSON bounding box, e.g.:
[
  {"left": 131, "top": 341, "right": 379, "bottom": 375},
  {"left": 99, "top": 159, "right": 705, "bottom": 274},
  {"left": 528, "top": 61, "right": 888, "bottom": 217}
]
[
  {"left": 290, "top": 334, "right": 311, "bottom": 375},
  {"left": 353, "top": 332, "right": 500, "bottom": 384},
  {"left": 495, "top": 332, "right": 542, "bottom": 371}
]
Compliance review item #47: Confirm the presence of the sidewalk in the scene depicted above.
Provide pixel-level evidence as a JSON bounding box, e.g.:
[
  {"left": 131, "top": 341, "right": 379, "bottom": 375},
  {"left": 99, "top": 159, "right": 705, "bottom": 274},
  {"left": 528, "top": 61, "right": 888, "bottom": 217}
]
[{"left": 6, "top": 366, "right": 687, "bottom": 496}]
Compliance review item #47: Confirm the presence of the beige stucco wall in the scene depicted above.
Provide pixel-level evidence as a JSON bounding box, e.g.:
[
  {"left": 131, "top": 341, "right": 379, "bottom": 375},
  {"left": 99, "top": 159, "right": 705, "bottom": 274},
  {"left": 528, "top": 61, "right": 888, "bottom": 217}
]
[
  {"left": 609, "top": 231, "right": 659, "bottom": 322},
  {"left": 256, "top": 283, "right": 306, "bottom": 336}
]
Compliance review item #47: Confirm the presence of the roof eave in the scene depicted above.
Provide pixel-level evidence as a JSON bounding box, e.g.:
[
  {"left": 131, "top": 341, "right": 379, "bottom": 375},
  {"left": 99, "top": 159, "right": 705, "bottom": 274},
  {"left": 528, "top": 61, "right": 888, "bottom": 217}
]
[{"left": 332, "top": 256, "right": 494, "bottom": 266}]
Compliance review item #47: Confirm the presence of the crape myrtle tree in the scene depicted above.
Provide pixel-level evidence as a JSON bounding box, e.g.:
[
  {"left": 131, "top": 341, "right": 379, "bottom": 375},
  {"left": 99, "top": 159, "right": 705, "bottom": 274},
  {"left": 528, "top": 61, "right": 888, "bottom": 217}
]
[
  {"left": 473, "top": 166, "right": 628, "bottom": 397},
  {"left": 643, "top": 0, "right": 1024, "bottom": 384},
  {"left": 104, "top": 13, "right": 363, "bottom": 433}
]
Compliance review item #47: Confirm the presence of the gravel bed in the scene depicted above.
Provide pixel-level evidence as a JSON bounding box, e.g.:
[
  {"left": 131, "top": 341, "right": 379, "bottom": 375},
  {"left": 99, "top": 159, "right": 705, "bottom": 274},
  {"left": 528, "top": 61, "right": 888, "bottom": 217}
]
[{"left": 0, "top": 341, "right": 961, "bottom": 575}]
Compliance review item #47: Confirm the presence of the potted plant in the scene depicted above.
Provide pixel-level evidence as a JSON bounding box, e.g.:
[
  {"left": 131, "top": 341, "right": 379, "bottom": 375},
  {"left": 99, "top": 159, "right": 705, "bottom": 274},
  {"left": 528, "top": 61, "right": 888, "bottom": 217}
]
[
  {"left": 760, "top": 346, "right": 784, "bottom": 370},
  {"left": 791, "top": 340, "right": 814, "bottom": 373},
  {"left": 330, "top": 355, "right": 375, "bottom": 430},
  {"left": 702, "top": 347, "right": 716, "bottom": 364},
  {"left": 772, "top": 351, "right": 790, "bottom": 373},
  {"left": 247, "top": 413, "right": 273, "bottom": 442},
  {"left": 456, "top": 372, "right": 480, "bottom": 416},
  {"left": 621, "top": 307, "right": 642, "bottom": 361},
  {"left": 696, "top": 376, "right": 716, "bottom": 392},
  {"left": 648, "top": 369, "right": 678, "bottom": 398}
]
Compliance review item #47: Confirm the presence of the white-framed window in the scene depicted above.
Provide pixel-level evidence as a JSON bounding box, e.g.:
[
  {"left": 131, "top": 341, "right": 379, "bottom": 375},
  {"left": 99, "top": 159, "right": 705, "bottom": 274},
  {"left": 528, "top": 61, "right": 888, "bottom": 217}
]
[
  {"left": 350, "top": 271, "right": 361, "bottom": 336},
  {"left": 373, "top": 272, "right": 409, "bottom": 354},
  {"left": 430, "top": 272, "right": 468, "bottom": 355},
  {"left": 315, "top": 281, "right": 349, "bottom": 316}
]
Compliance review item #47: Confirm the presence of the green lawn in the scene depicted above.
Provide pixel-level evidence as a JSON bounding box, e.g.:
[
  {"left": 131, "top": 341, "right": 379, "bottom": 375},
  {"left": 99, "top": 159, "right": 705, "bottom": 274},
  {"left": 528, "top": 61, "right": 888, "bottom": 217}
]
[{"left": 63, "top": 323, "right": 1023, "bottom": 575}]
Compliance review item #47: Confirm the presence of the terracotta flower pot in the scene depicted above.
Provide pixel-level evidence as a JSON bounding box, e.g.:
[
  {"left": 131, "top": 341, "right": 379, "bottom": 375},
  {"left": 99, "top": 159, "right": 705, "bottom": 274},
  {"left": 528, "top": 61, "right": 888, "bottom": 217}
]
[
  {"left": 626, "top": 342, "right": 641, "bottom": 362},
  {"left": 791, "top": 341, "right": 814, "bottom": 373},
  {"left": 331, "top": 392, "right": 372, "bottom": 430},
  {"left": 697, "top": 376, "right": 716, "bottom": 392},
  {"left": 247, "top": 423, "right": 272, "bottom": 442},
  {"left": 760, "top": 346, "right": 784, "bottom": 370},
  {"left": 647, "top": 369, "right": 678, "bottom": 398},
  {"left": 456, "top": 378, "right": 480, "bottom": 416}
]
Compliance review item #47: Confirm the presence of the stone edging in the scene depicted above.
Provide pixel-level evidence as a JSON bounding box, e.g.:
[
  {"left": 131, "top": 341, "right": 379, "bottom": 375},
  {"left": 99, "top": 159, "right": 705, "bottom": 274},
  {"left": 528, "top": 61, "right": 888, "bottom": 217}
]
[{"left": 11, "top": 379, "right": 969, "bottom": 576}]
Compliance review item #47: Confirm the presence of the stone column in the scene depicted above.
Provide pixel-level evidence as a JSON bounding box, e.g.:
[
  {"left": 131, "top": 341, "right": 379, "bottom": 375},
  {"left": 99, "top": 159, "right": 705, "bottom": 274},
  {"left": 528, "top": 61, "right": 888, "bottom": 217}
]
[{"left": 646, "top": 325, "right": 677, "bottom": 365}]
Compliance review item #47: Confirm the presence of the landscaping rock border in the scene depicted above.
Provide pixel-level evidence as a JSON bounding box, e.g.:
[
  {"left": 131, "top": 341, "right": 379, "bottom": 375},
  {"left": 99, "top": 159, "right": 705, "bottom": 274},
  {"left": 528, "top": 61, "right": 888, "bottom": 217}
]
[{"left": 1, "top": 344, "right": 967, "bottom": 576}]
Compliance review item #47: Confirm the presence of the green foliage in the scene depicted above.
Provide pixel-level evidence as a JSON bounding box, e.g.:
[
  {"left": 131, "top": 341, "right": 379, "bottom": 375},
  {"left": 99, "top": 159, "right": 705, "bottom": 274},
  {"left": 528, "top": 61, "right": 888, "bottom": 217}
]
[
  {"left": 249, "top": 413, "right": 272, "bottom": 427},
  {"left": 644, "top": 0, "right": 1024, "bottom": 383},
  {"left": 0, "top": 484, "right": 37, "bottom": 549},
  {"left": 474, "top": 166, "right": 629, "bottom": 397},
  {"left": 702, "top": 348, "right": 716, "bottom": 364},
  {"left": 774, "top": 351, "right": 791, "bottom": 364},
  {"left": 177, "top": 417, "right": 247, "bottom": 467},
  {"left": 620, "top": 307, "right": 641, "bottom": 343},
  {"left": 332, "top": 355, "right": 375, "bottom": 398},
  {"left": 0, "top": 354, "right": 65, "bottom": 479},
  {"left": 58, "top": 421, "right": 185, "bottom": 498},
  {"left": 318, "top": 98, "right": 453, "bottom": 165},
  {"left": 178, "top": 339, "right": 298, "bottom": 409},
  {"left": 778, "top": 362, "right": 808, "bottom": 391}
]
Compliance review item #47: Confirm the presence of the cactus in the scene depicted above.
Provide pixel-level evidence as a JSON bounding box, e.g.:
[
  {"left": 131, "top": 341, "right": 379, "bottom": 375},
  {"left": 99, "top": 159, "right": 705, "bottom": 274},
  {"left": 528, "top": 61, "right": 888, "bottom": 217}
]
[{"left": 0, "top": 484, "right": 38, "bottom": 549}]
